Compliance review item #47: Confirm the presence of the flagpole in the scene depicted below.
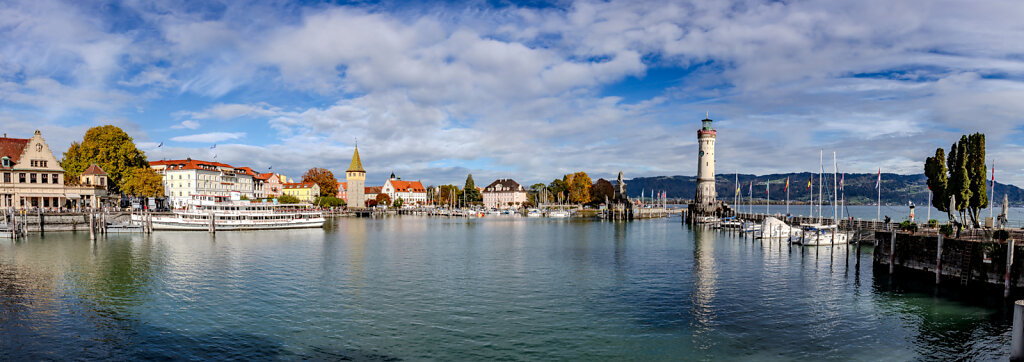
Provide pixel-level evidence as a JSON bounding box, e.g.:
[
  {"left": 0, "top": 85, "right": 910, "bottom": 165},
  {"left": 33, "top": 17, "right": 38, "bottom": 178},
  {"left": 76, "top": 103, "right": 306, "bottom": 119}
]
[
  {"left": 818, "top": 149, "right": 823, "bottom": 222},
  {"left": 833, "top": 151, "right": 838, "bottom": 226},
  {"left": 767, "top": 180, "right": 770, "bottom": 215},
  {"left": 786, "top": 177, "right": 790, "bottom": 216},
  {"left": 877, "top": 169, "right": 881, "bottom": 221},
  {"left": 927, "top": 189, "right": 931, "bottom": 222},
  {"left": 990, "top": 163, "right": 994, "bottom": 221}
]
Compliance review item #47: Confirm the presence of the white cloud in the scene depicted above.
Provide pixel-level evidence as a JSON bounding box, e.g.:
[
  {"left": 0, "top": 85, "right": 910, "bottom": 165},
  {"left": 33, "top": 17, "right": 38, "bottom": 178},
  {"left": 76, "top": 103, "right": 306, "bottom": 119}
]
[
  {"left": 170, "top": 132, "right": 245, "bottom": 143},
  {"left": 3, "top": 0, "right": 1024, "bottom": 187},
  {"left": 171, "top": 120, "right": 200, "bottom": 130}
]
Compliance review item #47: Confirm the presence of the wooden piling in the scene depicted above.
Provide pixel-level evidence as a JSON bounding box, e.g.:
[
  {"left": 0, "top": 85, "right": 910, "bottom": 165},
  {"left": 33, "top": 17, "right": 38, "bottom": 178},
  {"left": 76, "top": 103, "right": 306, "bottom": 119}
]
[
  {"left": 208, "top": 211, "right": 215, "bottom": 233},
  {"left": 38, "top": 212, "right": 44, "bottom": 234},
  {"left": 936, "top": 233, "right": 944, "bottom": 285},
  {"left": 89, "top": 214, "right": 96, "bottom": 241},
  {"left": 889, "top": 231, "right": 896, "bottom": 275},
  {"left": 1013, "top": 300, "right": 1024, "bottom": 361},
  {"left": 1007, "top": 239, "right": 1016, "bottom": 298}
]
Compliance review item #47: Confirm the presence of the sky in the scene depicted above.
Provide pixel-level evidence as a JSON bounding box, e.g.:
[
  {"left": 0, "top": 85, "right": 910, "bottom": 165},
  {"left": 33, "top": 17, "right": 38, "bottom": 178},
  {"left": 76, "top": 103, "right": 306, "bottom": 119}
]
[{"left": 2, "top": 0, "right": 1024, "bottom": 188}]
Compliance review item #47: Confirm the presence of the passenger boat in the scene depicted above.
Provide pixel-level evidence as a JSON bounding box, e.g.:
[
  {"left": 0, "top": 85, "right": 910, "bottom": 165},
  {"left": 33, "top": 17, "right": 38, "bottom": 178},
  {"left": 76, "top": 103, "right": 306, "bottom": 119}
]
[{"left": 132, "top": 195, "right": 324, "bottom": 231}]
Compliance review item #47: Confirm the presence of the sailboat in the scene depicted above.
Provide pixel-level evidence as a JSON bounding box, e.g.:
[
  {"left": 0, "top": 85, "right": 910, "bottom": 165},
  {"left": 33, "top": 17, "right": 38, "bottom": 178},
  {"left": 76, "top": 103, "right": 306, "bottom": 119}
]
[{"left": 797, "top": 151, "right": 849, "bottom": 245}]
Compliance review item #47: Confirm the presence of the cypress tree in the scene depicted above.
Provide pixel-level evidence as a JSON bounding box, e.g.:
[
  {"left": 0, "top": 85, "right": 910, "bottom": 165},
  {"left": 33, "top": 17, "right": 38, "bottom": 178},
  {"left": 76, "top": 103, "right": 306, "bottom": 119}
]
[
  {"left": 954, "top": 135, "right": 972, "bottom": 223},
  {"left": 924, "top": 148, "right": 949, "bottom": 219},
  {"left": 967, "top": 133, "right": 987, "bottom": 226}
]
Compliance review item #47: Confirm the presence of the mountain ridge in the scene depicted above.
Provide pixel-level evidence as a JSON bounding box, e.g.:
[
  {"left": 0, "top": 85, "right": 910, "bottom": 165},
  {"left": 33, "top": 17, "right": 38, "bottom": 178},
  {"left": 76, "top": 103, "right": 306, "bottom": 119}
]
[{"left": 625, "top": 173, "right": 1024, "bottom": 206}]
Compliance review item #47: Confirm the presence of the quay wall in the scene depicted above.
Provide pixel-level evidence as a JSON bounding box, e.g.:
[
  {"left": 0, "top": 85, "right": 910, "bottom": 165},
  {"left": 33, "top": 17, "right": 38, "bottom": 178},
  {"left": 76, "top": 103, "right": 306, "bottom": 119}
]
[
  {"left": 872, "top": 231, "right": 1024, "bottom": 287},
  {"left": 4, "top": 213, "right": 138, "bottom": 232}
]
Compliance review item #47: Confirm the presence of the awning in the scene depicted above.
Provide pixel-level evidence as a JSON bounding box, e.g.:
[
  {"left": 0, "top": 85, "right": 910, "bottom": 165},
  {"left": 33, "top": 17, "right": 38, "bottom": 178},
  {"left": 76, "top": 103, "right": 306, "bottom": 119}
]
[
  {"left": 65, "top": 194, "right": 81, "bottom": 199},
  {"left": 15, "top": 194, "right": 66, "bottom": 198}
]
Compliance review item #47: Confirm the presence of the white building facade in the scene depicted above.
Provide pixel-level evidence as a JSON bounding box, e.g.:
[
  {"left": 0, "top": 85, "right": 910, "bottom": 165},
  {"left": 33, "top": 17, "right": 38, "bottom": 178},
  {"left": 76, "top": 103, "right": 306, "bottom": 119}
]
[
  {"left": 382, "top": 174, "right": 427, "bottom": 205},
  {"left": 150, "top": 159, "right": 258, "bottom": 208}
]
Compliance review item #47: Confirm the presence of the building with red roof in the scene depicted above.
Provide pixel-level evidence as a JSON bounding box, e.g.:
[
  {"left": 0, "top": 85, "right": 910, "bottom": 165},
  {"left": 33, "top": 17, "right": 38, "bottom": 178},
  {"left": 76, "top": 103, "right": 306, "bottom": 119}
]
[
  {"left": 150, "top": 158, "right": 262, "bottom": 208},
  {"left": 0, "top": 130, "right": 104, "bottom": 209},
  {"left": 382, "top": 172, "right": 427, "bottom": 205}
]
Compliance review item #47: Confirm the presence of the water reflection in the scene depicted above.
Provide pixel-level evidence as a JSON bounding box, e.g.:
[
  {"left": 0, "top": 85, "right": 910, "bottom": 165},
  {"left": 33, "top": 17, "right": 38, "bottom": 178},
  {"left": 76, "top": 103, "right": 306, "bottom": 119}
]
[
  {"left": 0, "top": 218, "right": 1016, "bottom": 360},
  {"left": 690, "top": 226, "right": 717, "bottom": 352}
]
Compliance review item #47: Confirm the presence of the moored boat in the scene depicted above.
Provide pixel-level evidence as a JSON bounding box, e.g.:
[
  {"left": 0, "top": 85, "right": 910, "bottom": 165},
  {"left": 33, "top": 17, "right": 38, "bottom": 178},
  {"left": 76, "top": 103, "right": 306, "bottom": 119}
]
[{"left": 132, "top": 195, "right": 325, "bottom": 231}]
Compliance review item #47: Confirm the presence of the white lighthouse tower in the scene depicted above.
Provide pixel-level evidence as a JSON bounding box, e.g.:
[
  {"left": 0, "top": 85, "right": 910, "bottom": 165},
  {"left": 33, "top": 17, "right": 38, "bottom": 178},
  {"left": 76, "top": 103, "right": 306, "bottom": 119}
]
[{"left": 694, "top": 116, "right": 718, "bottom": 215}]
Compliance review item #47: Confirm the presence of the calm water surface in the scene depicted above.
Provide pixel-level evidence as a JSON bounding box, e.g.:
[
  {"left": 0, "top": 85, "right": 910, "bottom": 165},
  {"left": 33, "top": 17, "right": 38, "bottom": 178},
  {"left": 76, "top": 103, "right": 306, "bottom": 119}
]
[{"left": 0, "top": 216, "right": 1014, "bottom": 360}]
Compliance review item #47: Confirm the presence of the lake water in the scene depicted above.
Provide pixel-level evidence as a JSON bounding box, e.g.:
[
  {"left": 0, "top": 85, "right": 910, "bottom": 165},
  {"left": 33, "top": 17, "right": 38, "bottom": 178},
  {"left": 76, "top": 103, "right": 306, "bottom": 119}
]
[
  {"left": 0, "top": 216, "right": 1015, "bottom": 360},
  {"left": 731, "top": 204, "right": 1024, "bottom": 228}
]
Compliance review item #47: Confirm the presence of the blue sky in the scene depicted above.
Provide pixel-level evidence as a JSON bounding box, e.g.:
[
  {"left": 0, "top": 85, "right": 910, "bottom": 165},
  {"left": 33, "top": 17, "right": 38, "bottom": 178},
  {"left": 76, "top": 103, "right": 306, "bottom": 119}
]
[{"left": 2, "top": 0, "right": 1024, "bottom": 188}]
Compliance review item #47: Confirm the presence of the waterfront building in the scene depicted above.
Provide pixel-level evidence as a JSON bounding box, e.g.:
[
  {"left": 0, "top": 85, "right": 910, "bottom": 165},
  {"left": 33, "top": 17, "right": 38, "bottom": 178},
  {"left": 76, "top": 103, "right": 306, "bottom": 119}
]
[
  {"left": 64, "top": 164, "right": 108, "bottom": 209},
  {"left": 382, "top": 173, "right": 427, "bottom": 205},
  {"left": 364, "top": 186, "right": 382, "bottom": 203},
  {"left": 0, "top": 130, "right": 69, "bottom": 210},
  {"left": 241, "top": 167, "right": 264, "bottom": 199},
  {"left": 282, "top": 182, "right": 320, "bottom": 203},
  {"left": 336, "top": 181, "right": 347, "bottom": 201},
  {"left": 482, "top": 179, "right": 527, "bottom": 209},
  {"left": 345, "top": 146, "right": 366, "bottom": 209},
  {"left": 692, "top": 116, "right": 719, "bottom": 215},
  {"left": 258, "top": 173, "right": 286, "bottom": 198},
  {"left": 150, "top": 159, "right": 258, "bottom": 208}
]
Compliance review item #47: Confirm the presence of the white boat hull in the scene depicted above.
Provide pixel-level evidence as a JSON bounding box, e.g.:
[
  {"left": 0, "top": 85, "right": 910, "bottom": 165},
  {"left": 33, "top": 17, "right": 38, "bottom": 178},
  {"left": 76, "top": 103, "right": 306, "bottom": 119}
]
[
  {"left": 133, "top": 215, "right": 325, "bottom": 231},
  {"left": 796, "top": 230, "right": 850, "bottom": 245}
]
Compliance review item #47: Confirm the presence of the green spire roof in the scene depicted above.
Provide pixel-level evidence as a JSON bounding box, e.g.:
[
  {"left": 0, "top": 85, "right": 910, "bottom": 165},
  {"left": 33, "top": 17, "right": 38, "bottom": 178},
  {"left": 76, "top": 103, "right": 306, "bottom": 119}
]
[{"left": 347, "top": 146, "right": 364, "bottom": 172}]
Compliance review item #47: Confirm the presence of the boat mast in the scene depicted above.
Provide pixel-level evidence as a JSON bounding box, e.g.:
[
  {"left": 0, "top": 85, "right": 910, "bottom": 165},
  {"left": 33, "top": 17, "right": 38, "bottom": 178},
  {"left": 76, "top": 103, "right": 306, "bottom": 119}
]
[
  {"left": 818, "top": 149, "right": 823, "bottom": 223},
  {"left": 833, "top": 151, "right": 838, "bottom": 226}
]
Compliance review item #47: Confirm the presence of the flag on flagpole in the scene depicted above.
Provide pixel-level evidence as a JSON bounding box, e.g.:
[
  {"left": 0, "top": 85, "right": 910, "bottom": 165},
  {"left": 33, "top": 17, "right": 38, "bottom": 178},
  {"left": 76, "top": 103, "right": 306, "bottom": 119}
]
[
  {"left": 875, "top": 168, "right": 881, "bottom": 189},
  {"left": 157, "top": 142, "right": 163, "bottom": 148},
  {"left": 766, "top": 181, "right": 769, "bottom": 195},
  {"left": 840, "top": 173, "right": 844, "bottom": 190},
  {"left": 736, "top": 183, "right": 741, "bottom": 196},
  {"left": 749, "top": 181, "right": 753, "bottom": 195},
  {"left": 211, "top": 143, "right": 217, "bottom": 149},
  {"left": 784, "top": 177, "right": 789, "bottom": 192},
  {"left": 807, "top": 175, "right": 812, "bottom": 190}
]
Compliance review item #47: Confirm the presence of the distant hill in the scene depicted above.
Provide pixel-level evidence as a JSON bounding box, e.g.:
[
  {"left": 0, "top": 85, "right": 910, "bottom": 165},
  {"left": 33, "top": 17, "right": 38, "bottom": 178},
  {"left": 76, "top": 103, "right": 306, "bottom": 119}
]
[{"left": 626, "top": 173, "right": 1024, "bottom": 206}]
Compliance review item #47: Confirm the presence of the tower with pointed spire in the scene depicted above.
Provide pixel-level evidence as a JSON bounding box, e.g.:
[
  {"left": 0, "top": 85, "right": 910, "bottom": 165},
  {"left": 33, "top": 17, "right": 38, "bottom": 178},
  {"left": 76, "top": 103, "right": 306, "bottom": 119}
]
[{"left": 346, "top": 146, "right": 367, "bottom": 209}]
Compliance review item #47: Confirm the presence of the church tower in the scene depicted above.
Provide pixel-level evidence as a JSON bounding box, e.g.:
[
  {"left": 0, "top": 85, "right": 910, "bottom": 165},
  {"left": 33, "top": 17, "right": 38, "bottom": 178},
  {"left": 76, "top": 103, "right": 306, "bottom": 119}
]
[
  {"left": 346, "top": 146, "right": 366, "bottom": 209},
  {"left": 694, "top": 116, "right": 717, "bottom": 214}
]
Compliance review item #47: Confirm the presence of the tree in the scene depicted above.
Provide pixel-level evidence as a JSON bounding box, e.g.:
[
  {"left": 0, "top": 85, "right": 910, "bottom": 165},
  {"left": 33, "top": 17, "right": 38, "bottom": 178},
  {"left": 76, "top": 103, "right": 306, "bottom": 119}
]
[
  {"left": 463, "top": 174, "right": 482, "bottom": 204},
  {"left": 278, "top": 194, "right": 300, "bottom": 204},
  {"left": 967, "top": 133, "right": 987, "bottom": 226},
  {"left": 315, "top": 196, "right": 346, "bottom": 208},
  {"left": 376, "top": 193, "right": 391, "bottom": 207},
  {"left": 120, "top": 167, "right": 165, "bottom": 197},
  {"left": 61, "top": 125, "right": 149, "bottom": 193},
  {"left": 366, "top": 199, "right": 378, "bottom": 207},
  {"left": 924, "top": 148, "right": 949, "bottom": 218},
  {"left": 437, "top": 185, "right": 460, "bottom": 206},
  {"left": 927, "top": 133, "right": 988, "bottom": 227},
  {"left": 302, "top": 168, "right": 338, "bottom": 197},
  {"left": 547, "top": 178, "right": 568, "bottom": 202},
  {"left": 565, "top": 172, "right": 592, "bottom": 204},
  {"left": 590, "top": 178, "right": 614, "bottom": 206},
  {"left": 393, "top": 197, "right": 404, "bottom": 208}
]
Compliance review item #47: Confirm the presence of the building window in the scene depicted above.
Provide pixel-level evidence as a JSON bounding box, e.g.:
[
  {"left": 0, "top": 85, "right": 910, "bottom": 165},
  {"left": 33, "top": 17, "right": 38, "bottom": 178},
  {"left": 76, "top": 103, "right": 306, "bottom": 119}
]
[
  {"left": 30, "top": 173, "right": 36, "bottom": 183},
  {"left": 55, "top": 174, "right": 60, "bottom": 184},
  {"left": 42, "top": 174, "right": 48, "bottom": 183},
  {"left": 3, "top": 173, "right": 9, "bottom": 183}
]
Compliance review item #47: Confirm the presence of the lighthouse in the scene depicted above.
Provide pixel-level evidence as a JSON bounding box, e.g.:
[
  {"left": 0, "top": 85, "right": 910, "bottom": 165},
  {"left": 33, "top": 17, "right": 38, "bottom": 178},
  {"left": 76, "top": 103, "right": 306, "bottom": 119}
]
[{"left": 693, "top": 116, "right": 718, "bottom": 215}]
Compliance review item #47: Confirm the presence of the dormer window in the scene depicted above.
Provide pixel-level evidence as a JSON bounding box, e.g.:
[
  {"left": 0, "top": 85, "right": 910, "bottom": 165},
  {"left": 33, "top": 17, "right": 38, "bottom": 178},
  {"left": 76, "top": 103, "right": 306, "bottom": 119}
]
[{"left": 1, "top": 156, "right": 8, "bottom": 168}]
